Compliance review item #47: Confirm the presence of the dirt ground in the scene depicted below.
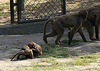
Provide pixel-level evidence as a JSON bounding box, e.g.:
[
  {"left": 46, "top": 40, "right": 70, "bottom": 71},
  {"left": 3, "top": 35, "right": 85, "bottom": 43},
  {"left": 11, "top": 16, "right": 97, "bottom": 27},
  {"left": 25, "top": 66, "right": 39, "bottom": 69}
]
[
  {"left": 0, "top": 31, "right": 100, "bottom": 71},
  {"left": 0, "top": 0, "right": 100, "bottom": 71}
]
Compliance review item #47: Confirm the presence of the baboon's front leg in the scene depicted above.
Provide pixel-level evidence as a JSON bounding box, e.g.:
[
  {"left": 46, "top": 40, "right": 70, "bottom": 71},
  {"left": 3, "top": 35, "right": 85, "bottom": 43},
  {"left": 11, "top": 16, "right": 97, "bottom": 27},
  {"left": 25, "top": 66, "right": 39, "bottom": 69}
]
[
  {"left": 95, "top": 24, "right": 99, "bottom": 40},
  {"left": 83, "top": 20, "right": 95, "bottom": 40},
  {"left": 68, "top": 27, "right": 87, "bottom": 42},
  {"left": 68, "top": 20, "right": 82, "bottom": 45},
  {"left": 34, "top": 47, "right": 42, "bottom": 55},
  {"left": 95, "top": 15, "right": 100, "bottom": 40}
]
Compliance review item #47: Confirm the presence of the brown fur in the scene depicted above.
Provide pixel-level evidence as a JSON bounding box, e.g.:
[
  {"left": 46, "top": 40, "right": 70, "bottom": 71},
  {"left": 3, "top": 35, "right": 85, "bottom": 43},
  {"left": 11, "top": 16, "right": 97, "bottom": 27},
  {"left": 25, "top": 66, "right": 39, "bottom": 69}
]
[
  {"left": 28, "top": 42, "right": 42, "bottom": 57},
  {"left": 85, "top": 3, "right": 100, "bottom": 40},
  {"left": 43, "top": 10, "right": 88, "bottom": 45},
  {"left": 11, "top": 45, "right": 34, "bottom": 61},
  {"left": 82, "top": 20, "right": 95, "bottom": 40},
  {"left": 68, "top": 3, "right": 100, "bottom": 43}
]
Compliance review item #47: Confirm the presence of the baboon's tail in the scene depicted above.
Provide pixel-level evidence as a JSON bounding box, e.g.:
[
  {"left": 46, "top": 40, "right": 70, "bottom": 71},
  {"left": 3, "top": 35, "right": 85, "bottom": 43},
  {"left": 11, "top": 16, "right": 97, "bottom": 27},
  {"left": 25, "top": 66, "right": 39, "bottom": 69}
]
[
  {"left": 11, "top": 52, "right": 19, "bottom": 61},
  {"left": 43, "top": 19, "right": 53, "bottom": 36},
  {"left": 11, "top": 51, "right": 24, "bottom": 61}
]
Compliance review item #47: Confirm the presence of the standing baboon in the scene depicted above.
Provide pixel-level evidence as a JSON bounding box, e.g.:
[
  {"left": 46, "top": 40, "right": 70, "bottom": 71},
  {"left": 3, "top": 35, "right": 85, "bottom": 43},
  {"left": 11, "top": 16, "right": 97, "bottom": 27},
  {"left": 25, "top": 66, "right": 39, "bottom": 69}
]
[
  {"left": 11, "top": 45, "right": 34, "bottom": 61},
  {"left": 86, "top": 3, "right": 100, "bottom": 40},
  {"left": 68, "top": 3, "right": 100, "bottom": 44},
  {"left": 68, "top": 3, "right": 100, "bottom": 45},
  {"left": 43, "top": 10, "right": 88, "bottom": 45},
  {"left": 28, "top": 42, "right": 42, "bottom": 58},
  {"left": 77, "top": 3, "right": 100, "bottom": 41}
]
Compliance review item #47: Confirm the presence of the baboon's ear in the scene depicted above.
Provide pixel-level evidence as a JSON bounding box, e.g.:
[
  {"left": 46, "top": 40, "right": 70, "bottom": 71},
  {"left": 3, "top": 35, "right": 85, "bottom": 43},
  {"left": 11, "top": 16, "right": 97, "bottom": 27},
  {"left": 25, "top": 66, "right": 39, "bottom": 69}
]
[{"left": 79, "top": 9, "right": 88, "bottom": 20}]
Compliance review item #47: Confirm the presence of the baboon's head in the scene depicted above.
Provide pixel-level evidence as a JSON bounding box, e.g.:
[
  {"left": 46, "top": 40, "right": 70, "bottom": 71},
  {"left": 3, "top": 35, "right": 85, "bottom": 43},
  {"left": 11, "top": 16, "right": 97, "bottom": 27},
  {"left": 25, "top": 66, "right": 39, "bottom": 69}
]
[
  {"left": 79, "top": 9, "right": 88, "bottom": 20},
  {"left": 28, "top": 42, "right": 36, "bottom": 49}
]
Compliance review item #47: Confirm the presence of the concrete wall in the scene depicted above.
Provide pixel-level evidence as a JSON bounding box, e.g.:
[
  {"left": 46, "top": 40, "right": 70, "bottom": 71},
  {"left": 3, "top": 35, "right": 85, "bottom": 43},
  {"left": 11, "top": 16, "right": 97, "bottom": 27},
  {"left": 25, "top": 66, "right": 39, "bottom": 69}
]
[{"left": 0, "top": 21, "right": 51, "bottom": 35}]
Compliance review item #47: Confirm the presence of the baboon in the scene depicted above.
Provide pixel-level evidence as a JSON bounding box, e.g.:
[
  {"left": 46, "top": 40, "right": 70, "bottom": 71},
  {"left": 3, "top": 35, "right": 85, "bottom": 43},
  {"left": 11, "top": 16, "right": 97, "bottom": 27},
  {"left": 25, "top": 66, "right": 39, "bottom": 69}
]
[
  {"left": 28, "top": 42, "right": 42, "bottom": 58},
  {"left": 82, "top": 20, "right": 95, "bottom": 40},
  {"left": 68, "top": 3, "right": 100, "bottom": 44},
  {"left": 68, "top": 3, "right": 100, "bottom": 45},
  {"left": 85, "top": 3, "right": 100, "bottom": 40},
  {"left": 43, "top": 10, "right": 88, "bottom": 45},
  {"left": 11, "top": 45, "right": 34, "bottom": 61}
]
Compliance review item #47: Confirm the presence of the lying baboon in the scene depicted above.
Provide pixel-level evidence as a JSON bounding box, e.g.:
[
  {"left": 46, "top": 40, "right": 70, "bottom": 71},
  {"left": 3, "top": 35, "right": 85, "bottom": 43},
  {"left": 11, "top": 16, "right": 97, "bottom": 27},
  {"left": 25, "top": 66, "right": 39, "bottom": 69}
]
[
  {"left": 11, "top": 45, "right": 34, "bottom": 61},
  {"left": 43, "top": 9, "right": 88, "bottom": 45},
  {"left": 85, "top": 3, "right": 100, "bottom": 40},
  {"left": 28, "top": 42, "right": 42, "bottom": 58}
]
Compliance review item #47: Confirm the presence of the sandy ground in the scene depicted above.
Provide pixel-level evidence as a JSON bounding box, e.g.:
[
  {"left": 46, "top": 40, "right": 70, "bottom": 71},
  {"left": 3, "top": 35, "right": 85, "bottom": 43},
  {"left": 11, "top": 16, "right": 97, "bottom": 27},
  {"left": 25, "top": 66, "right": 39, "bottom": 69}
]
[
  {"left": 0, "top": 31, "right": 100, "bottom": 71},
  {"left": 0, "top": 0, "right": 100, "bottom": 71}
]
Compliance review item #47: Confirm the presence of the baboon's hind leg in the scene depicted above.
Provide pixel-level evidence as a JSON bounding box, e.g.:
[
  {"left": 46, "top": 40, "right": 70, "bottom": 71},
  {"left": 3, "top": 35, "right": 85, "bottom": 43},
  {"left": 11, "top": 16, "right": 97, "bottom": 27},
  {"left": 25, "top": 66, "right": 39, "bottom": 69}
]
[
  {"left": 43, "top": 30, "right": 57, "bottom": 44},
  {"left": 54, "top": 21, "right": 64, "bottom": 44},
  {"left": 78, "top": 28, "right": 87, "bottom": 42},
  {"left": 11, "top": 51, "right": 24, "bottom": 61},
  {"left": 11, "top": 52, "right": 21, "bottom": 61},
  {"left": 55, "top": 29, "right": 64, "bottom": 44}
]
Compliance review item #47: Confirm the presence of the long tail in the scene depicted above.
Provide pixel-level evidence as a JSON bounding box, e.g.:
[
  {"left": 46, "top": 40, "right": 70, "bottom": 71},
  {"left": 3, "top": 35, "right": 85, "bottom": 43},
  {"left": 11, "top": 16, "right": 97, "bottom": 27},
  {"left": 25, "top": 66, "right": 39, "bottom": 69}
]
[
  {"left": 11, "top": 52, "right": 19, "bottom": 61},
  {"left": 43, "top": 19, "right": 53, "bottom": 36},
  {"left": 11, "top": 51, "right": 24, "bottom": 61}
]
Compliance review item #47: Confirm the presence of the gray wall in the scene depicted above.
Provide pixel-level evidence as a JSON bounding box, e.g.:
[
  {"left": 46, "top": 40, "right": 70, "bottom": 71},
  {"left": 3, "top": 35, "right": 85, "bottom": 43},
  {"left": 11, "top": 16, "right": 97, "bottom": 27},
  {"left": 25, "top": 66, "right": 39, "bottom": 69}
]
[{"left": 0, "top": 21, "right": 51, "bottom": 35}]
